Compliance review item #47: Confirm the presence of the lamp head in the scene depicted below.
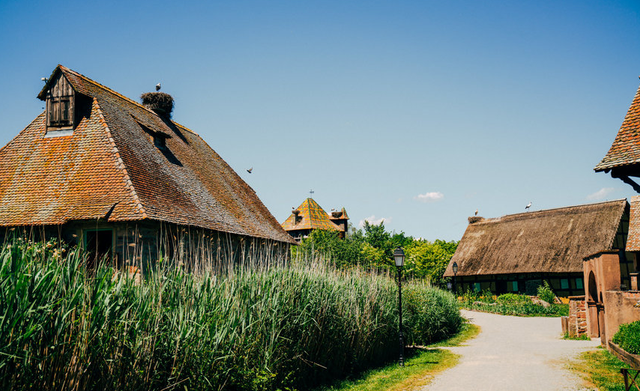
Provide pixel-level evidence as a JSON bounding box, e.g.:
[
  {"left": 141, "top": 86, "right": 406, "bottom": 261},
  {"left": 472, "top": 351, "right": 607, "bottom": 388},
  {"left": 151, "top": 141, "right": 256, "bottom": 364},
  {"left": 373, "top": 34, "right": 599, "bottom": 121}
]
[
  {"left": 452, "top": 261, "right": 458, "bottom": 275},
  {"left": 394, "top": 247, "right": 405, "bottom": 268}
]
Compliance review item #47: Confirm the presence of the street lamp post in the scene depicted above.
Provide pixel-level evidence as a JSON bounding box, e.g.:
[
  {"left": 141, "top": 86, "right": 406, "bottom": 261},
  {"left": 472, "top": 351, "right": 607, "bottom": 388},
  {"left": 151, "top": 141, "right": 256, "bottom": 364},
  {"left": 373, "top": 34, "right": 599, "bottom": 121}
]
[
  {"left": 394, "top": 247, "right": 405, "bottom": 366},
  {"left": 452, "top": 261, "right": 458, "bottom": 294}
]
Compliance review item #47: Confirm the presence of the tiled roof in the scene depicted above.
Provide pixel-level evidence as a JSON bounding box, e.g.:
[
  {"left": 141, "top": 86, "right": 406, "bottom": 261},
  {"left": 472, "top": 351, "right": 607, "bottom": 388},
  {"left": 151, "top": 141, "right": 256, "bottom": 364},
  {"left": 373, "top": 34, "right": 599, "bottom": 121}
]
[
  {"left": 281, "top": 198, "right": 343, "bottom": 232},
  {"left": 0, "top": 65, "right": 295, "bottom": 244},
  {"left": 444, "top": 199, "right": 628, "bottom": 277},
  {"left": 595, "top": 81, "right": 640, "bottom": 172},
  {"left": 627, "top": 196, "right": 640, "bottom": 251}
]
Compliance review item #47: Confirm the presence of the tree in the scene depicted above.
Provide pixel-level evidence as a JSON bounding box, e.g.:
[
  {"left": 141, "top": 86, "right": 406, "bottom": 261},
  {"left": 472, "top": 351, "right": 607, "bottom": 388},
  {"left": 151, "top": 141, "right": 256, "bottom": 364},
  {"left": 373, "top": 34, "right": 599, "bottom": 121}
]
[{"left": 404, "top": 239, "right": 458, "bottom": 287}]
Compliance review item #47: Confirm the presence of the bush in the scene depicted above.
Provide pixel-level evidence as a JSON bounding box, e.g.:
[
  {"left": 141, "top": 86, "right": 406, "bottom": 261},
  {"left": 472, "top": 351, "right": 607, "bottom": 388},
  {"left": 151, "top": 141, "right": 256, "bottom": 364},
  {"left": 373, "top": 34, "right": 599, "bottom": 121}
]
[
  {"left": 537, "top": 281, "right": 556, "bottom": 304},
  {"left": 613, "top": 320, "right": 640, "bottom": 354},
  {"left": 460, "top": 290, "right": 568, "bottom": 317},
  {"left": 403, "top": 282, "right": 463, "bottom": 345},
  {"left": 496, "top": 293, "right": 531, "bottom": 305}
]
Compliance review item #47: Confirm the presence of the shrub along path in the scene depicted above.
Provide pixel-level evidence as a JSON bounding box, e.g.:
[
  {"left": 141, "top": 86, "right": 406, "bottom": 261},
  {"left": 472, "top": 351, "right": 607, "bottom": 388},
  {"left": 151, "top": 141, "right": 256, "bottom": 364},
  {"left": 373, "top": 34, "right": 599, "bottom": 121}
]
[{"left": 421, "top": 310, "right": 600, "bottom": 391}]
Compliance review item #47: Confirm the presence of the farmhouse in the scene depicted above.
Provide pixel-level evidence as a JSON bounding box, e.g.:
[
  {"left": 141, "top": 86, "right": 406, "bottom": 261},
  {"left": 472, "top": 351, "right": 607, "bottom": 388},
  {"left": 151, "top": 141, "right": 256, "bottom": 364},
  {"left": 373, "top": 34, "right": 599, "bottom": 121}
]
[
  {"left": 0, "top": 65, "right": 295, "bottom": 270},
  {"left": 443, "top": 200, "right": 632, "bottom": 297},
  {"left": 281, "top": 198, "right": 349, "bottom": 242}
]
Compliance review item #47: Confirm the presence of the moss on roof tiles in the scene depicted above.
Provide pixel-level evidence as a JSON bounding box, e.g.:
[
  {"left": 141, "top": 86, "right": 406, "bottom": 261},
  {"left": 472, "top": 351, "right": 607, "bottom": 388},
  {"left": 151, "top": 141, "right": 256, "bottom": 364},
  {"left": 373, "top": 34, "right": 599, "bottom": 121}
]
[{"left": 281, "top": 198, "right": 343, "bottom": 232}]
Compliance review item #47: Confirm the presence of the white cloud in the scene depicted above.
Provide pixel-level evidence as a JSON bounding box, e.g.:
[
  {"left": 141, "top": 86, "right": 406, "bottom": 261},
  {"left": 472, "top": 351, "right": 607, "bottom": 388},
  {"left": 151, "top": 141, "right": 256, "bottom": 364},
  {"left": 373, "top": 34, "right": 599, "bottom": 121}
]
[
  {"left": 587, "top": 187, "right": 615, "bottom": 201},
  {"left": 359, "top": 215, "right": 389, "bottom": 227},
  {"left": 414, "top": 191, "right": 444, "bottom": 203}
]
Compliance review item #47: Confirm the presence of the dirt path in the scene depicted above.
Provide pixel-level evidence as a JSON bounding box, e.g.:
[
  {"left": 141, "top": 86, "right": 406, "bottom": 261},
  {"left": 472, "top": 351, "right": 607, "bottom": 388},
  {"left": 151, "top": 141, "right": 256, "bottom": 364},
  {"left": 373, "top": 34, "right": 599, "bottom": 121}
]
[{"left": 422, "top": 310, "right": 600, "bottom": 391}]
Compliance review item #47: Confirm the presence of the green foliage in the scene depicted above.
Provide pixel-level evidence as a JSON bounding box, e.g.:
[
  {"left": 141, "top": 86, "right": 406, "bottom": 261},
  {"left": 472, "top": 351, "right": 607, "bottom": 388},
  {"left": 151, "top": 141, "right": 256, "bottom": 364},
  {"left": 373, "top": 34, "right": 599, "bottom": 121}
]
[
  {"left": 0, "top": 239, "right": 463, "bottom": 391},
  {"left": 292, "top": 223, "right": 458, "bottom": 288},
  {"left": 460, "top": 291, "right": 568, "bottom": 317},
  {"left": 537, "top": 281, "right": 556, "bottom": 304},
  {"left": 404, "top": 239, "right": 458, "bottom": 288},
  {"left": 612, "top": 320, "right": 640, "bottom": 354},
  {"left": 403, "top": 282, "right": 463, "bottom": 345},
  {"left": 495, "top": 293, "right": 532, "bottom": 305}
]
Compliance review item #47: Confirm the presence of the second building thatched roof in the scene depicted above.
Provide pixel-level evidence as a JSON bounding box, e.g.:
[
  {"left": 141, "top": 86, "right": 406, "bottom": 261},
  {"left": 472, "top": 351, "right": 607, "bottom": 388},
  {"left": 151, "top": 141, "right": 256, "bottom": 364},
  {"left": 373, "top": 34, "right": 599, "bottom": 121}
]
[{"left": 444, "top": 199, "right": 628, "bottom": 277}]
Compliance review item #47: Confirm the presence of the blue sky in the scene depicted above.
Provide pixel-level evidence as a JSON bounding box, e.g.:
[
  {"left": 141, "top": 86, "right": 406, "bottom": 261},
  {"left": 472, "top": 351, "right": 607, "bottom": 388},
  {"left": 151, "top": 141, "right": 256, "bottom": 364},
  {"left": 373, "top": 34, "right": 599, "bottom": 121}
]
[{"left": 1, "top": 0, "right": 639, "bottom": 241}]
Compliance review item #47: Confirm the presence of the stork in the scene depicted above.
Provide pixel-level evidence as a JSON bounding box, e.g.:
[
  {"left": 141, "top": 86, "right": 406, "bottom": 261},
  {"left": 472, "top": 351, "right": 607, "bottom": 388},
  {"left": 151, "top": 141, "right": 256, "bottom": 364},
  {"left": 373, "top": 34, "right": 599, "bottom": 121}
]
[{"left": 525, "top": 202, "right": 532, "bottom": 211}]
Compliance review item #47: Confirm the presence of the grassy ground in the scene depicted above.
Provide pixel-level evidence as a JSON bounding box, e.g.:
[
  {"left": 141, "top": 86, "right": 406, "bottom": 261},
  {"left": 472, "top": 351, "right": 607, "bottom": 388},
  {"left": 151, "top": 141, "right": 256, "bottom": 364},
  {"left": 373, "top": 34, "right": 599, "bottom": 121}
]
[
  {"left": 314, "top": 323, "right": 481, "bottom": 391},
  {"left": 567, "top": 347, "right": 629, "bottom": 391}
]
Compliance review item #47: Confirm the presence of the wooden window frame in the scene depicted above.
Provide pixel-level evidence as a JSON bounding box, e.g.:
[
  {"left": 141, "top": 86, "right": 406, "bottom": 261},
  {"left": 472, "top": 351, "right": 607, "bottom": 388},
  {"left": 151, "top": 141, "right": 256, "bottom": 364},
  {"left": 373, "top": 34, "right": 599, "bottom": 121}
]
[{"left": 47, "top": 95, "right": 74, "bottom": 128}]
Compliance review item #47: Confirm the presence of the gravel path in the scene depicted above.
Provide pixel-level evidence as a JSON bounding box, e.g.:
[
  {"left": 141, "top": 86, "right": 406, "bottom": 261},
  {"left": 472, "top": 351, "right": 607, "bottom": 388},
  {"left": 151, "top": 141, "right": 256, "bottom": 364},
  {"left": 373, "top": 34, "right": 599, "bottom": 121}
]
[{"left": 421, "top": 310, "right": 601, "bottom": 391}]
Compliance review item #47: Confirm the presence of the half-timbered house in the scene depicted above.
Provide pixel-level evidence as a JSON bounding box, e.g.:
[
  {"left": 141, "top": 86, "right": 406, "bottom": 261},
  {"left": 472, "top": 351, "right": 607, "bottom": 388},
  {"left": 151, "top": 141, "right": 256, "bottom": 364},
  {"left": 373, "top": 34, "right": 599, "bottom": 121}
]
[{"left": 443, "top": 200, "right": 632, "bottom": 297}]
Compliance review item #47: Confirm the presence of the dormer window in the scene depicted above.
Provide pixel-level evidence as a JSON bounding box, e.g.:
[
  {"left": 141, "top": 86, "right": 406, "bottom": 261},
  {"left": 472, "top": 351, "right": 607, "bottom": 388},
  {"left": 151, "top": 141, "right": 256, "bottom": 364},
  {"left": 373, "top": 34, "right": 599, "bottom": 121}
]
[
  {"left": 154, "top": 134, "right": 168, "bottom": 151},
  {"left": 45, "top": 73, "right": 75, "bottom": 129}
]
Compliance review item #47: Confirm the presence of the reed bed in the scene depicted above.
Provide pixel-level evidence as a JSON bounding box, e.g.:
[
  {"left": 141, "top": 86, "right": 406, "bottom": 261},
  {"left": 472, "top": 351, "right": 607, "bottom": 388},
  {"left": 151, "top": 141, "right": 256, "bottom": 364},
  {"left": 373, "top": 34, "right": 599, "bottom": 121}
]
[{"left": 0, "top": 239, "right": 462, "bottom": 391}]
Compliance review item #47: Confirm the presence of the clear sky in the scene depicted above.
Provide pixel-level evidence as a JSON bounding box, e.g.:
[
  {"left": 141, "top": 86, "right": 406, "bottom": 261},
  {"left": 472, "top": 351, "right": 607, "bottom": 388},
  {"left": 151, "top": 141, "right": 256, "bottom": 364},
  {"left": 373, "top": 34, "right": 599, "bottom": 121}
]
[{"left": 1, "top": 0, "right": 639, "bottom": 241}]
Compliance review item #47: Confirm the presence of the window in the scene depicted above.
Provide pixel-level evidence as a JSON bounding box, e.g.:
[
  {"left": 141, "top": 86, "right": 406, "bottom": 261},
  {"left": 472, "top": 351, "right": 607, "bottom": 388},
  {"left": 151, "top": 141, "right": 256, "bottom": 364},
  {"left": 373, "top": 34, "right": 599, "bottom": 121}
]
[
  {"left": 154, "top": 135, "right": 167, "bottom": 150},
  {"left": 561, "top": 279, "right": 569, "bottom": 289},
  {"left": 473, "top": 282, "right": 481, "bottom": 292},
  {"left": 84, "top": 229, "right": 113, "bottom": 268},
  {"left": 48, "top": 95, "right": 74, "bottom": 127},
  {"left": 511, "top": 281, "right": 518, "bottom": 292},
  {"left": 576, "top": 278, "right": 583, "bottom": 290}
]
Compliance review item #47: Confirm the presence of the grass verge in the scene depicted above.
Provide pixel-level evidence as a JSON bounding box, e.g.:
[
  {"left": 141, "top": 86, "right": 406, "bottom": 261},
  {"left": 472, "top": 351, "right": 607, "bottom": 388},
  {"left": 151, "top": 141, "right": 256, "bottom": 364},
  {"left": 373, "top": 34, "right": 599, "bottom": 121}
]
[
  {"left": 567, "top": 347, "right": 628, "bottom": 391},
  {"left": 315, "top": 323, "right": 480, "bottom": 391}
]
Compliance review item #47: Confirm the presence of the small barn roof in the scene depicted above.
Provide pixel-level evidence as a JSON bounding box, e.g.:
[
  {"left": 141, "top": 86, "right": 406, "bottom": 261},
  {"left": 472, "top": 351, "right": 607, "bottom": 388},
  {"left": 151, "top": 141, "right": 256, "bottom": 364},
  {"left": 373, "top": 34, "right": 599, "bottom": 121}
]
[
  {"left": 0, "top": 65, "right": 295, "bottom": 244},
  {"left": 444, "top": 199, "right": 628, "bottom": 277},
  {"left": 595, "top": 81, "right": 640, "bottom": 172},
  {"left": 281, "top": 198, "right": 344, "bottom": 232}
]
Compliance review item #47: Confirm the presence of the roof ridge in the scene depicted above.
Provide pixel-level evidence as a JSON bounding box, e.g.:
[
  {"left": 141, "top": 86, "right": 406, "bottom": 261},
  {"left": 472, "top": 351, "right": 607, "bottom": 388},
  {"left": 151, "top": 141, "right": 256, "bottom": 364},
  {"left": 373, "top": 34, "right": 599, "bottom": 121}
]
[
  {"left": 481, "top": 199, "right": 628, "bottom": 223},
  {"left": 93, "top": 98, "right": 148, "bottom": 219},
  {"left": 59, "top": 65, "right": 198, "bottom": 136}
]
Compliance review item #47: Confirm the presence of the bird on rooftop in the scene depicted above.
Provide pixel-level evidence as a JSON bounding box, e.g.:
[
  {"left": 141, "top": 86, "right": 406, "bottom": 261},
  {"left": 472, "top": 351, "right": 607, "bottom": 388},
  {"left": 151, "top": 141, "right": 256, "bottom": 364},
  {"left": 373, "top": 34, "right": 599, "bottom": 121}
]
[
  {"left": 155, "top": 83, "right": 161, "bottom": 91},
  {"left": 525, "top": 202, "right": 532, "bottom": 211},
  {"left": 247, "top": 167, "right": 253, "bottom": 174},
  {"left": 475, "top": 209, "right": 478, "bottom": 216}
]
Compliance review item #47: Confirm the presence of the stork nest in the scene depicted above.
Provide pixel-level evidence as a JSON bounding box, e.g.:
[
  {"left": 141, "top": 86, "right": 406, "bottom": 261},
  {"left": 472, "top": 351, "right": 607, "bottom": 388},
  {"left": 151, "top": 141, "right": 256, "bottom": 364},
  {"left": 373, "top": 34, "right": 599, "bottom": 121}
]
[
  {"left": 141, "top": 92, "right": 174, "bottom": 118},
  {"left": 468, "top": 216, "right": 484, "bottom": 224}
]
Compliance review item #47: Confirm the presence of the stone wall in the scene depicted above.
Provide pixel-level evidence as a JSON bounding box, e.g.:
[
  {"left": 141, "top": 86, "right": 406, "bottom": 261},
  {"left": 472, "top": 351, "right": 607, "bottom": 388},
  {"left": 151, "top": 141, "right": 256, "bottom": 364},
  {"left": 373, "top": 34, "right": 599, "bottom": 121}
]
[{"left": 565, "top": 296, "right": 587, "bottom": 338}]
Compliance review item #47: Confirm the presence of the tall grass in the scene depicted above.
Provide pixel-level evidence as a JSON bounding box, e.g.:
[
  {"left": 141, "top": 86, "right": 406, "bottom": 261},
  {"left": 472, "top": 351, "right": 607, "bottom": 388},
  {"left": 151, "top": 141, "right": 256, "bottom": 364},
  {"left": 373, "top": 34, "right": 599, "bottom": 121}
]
[{"left": 0, "top": 239, "right": 462, "bottom": 390}]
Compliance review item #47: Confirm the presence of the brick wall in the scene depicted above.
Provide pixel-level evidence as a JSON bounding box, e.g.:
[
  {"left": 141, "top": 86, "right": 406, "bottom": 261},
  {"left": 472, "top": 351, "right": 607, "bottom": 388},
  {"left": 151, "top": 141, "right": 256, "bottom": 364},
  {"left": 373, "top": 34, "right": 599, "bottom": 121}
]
[{"left": 566, "top": 296, "right": 587, "bottom": 338}]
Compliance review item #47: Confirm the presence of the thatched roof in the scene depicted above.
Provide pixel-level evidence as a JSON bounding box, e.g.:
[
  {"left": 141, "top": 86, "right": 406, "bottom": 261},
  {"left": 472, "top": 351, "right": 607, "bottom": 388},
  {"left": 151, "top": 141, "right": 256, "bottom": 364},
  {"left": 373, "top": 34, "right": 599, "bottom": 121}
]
[{"left": 444, "top": 199, "right": 628, "bottom": 277}]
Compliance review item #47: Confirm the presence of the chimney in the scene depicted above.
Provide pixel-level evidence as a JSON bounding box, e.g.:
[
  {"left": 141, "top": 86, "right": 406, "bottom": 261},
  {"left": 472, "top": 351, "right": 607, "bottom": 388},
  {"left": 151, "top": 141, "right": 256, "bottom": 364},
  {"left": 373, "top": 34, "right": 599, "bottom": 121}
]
[{"left": 141, "top": 92, "right": 174, "bottom": 118}]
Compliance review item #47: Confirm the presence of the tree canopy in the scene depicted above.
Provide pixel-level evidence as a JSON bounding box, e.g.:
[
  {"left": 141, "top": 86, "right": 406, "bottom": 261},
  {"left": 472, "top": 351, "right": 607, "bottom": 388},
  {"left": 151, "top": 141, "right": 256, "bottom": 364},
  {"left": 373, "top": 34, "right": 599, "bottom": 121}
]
[{"left": 291, "top": 222, "right": 458, "bottom": 287}]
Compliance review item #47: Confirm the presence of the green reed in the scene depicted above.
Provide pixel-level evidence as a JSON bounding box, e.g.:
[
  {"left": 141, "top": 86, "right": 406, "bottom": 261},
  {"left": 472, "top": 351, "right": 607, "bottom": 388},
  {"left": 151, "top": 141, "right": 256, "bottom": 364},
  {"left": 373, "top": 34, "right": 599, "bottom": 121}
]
[{"left": 0, "top": 239, "right": 462, "bottom": 390}]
